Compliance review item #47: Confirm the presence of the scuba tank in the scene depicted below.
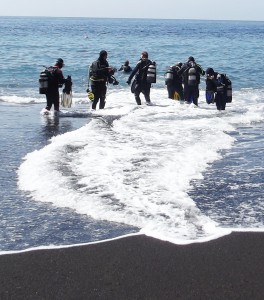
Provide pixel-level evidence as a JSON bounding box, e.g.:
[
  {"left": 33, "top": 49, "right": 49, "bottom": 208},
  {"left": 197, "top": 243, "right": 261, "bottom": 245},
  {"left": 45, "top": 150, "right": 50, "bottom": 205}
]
[
  {"left": 226, "top": 78, "right": 232, "bottom": 103},
  {"left": 188, "top": 67, "right": 197, "bottom": 86},
  {"left": 39, "top": 70, "right": 49, "bottom": 94},
  {"left": 165, "top": 67, "right": 174, "bottom": 85},
  {"left": 146, "top": 62, "right": 156, "bottom": 84}
]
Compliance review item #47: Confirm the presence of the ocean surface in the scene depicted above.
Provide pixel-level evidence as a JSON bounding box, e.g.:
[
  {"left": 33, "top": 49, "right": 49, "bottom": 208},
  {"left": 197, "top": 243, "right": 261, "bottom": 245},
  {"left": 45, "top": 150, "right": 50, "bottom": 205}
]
[{"left": 0, "top": 17, "right": 263, "bottom": 252}]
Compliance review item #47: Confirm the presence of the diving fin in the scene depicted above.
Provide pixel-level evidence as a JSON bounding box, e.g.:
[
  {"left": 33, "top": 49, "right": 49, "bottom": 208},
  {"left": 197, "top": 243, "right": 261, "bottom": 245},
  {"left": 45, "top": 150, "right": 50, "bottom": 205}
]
[
  {"left": 173, "top": 91, "right": 180, "bottom": 100},
  {"left": 61, "top": 92, "right": 72, "bottom": 108}
]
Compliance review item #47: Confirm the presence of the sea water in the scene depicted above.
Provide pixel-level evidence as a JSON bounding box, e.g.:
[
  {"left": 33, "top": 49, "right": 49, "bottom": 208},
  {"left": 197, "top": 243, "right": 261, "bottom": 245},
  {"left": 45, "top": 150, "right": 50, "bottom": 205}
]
[{"left": 0, "top": 17, "right": 263, "bottom": 251}]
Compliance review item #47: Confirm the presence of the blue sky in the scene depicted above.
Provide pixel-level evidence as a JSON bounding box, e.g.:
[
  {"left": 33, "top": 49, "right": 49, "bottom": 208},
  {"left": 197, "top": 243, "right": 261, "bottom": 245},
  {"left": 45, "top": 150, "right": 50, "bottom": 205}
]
[{"left": 1, "top": 0, "right": 264, "bottom": 21}]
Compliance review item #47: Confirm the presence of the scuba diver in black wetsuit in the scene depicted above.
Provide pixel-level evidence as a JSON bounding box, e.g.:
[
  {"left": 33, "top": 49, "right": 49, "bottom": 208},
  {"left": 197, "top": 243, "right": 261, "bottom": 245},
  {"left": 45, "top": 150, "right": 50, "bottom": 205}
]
[
  {"left": 126, "top": 51, "right": 155, "bottom": 105},
  {"left": 165, "top": 62, "right": 183, "bottom": 100},
  {"left": 89, "top": 50, "right": 118, "bottom": 110},
  {"left": 178, "top": 56, "right": 205, "bottom": 106},
  {"left": 205, "top": 67, "right": 232, "bottom": 110},
  {"left": 119, "top": 60, "right": 132, "bottom": 73},
  {"left": 44, "top": 58, "right": 67, "bottom": 113}
]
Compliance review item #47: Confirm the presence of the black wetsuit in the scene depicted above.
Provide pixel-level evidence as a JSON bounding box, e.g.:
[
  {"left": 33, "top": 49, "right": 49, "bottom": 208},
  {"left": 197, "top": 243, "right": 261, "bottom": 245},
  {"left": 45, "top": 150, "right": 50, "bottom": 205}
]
[
  {"left": 166, "top": 65, "right": 183, "bottom": 100},
  {"left": 90, "top": 58, "right": 110, "bottom": 110},
  {"left": 206, "top": 73, "right": 228, "bottom": 110},
  {"left": 45, "top": 66, "right": 65, "bottom": 111},
  {"left": 127, "top": 58, "right": 152, "bottom": 105},
  {"left": 119, "top": 65, "right": 132, "bottom": 73},
  {"left": 179, "top": 61, "right": 205, "bottom": 106}
]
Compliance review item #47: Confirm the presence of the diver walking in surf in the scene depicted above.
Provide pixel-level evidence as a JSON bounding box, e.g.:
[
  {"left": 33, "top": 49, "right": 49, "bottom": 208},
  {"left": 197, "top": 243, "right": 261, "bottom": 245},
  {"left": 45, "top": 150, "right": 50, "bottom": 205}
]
[
  {"left": 126, "top": 51, "right": 156, "bottom": 106},
  {"left": 41, "top": 58, "right": 68, "bottom": 114},
  {"left": 178, "top": 56, "right": 205, "bottom": 106},
  {"left": 89, "top": 50, "right": 118, "bottom": 110}
]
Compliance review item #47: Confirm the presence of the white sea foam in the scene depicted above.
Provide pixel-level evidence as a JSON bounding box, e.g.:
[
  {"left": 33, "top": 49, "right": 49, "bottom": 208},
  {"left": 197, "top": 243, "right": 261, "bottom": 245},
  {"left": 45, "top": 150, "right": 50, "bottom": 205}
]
[{"left": 17, "top": 87, "right": 264, "bottom": 244}]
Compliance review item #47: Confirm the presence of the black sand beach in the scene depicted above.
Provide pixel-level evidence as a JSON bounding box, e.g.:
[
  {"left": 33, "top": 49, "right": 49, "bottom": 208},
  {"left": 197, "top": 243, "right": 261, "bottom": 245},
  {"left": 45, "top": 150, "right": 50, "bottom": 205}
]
[{"left": 0, "top": 232, "right": 264, "bottom": 300}]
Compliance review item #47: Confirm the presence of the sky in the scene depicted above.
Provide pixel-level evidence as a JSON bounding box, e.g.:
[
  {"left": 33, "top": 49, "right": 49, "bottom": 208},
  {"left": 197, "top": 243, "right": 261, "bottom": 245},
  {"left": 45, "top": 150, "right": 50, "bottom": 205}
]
[{"left": 1, "top": 0, "right": 264, "bottom": 21}]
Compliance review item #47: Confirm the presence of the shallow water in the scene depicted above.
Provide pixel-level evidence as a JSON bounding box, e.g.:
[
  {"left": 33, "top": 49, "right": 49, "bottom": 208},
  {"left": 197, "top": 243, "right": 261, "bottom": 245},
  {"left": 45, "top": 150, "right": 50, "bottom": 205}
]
[
  {"left": 0, "top": 17, "right": 264, "bottom": 251},
  {"left": 0, "top": 103, "right": 138, "bottom": 251}
]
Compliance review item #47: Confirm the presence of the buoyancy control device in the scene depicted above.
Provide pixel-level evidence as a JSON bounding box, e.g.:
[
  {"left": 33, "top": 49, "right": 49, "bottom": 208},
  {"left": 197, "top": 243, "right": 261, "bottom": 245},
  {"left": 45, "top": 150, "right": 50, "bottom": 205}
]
[
  {"left": 216, "top": 74, "right": 232, "bottom": 102},
  {"left": 39, "top": 66, "right": 59, "bottom": 94}
]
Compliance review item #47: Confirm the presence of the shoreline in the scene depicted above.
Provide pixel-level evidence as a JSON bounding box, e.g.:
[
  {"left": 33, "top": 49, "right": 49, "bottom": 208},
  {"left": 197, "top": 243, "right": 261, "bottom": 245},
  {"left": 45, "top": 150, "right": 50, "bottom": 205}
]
[{"left": 1, "top": 232, "right": 264, "bottom": 299}]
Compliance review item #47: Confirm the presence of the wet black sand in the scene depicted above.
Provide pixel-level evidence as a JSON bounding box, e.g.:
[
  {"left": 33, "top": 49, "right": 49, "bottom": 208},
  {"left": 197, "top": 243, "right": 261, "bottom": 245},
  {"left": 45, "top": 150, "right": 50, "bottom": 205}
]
[{"left": 0, "top": 232, "right": 264, "bottom": 300}]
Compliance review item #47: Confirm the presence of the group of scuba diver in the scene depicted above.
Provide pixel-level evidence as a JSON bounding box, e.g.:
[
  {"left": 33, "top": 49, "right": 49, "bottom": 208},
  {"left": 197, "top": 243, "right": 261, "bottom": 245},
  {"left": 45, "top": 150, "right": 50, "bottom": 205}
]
[
  {"left": 164, "top": 56, "right": 232, "bottom": 110},
  {"left": 39, "top": 51, "right": 232, "bottom": 113}
]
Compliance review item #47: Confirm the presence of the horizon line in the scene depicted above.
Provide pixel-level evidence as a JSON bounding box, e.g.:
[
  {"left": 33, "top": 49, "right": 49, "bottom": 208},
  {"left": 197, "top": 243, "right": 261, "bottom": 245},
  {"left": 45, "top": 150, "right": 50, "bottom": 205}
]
[{"left": 0, "top": 15, "right": 263, "bottom": 22}]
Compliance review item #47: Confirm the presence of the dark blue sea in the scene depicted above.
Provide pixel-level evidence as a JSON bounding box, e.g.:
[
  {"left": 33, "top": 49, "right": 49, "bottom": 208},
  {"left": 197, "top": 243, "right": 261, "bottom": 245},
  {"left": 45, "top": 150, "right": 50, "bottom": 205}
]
[{"left": 0, "top": 17, "right": 264, "bottom": 252}]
